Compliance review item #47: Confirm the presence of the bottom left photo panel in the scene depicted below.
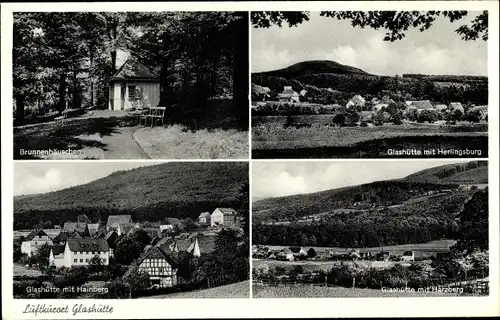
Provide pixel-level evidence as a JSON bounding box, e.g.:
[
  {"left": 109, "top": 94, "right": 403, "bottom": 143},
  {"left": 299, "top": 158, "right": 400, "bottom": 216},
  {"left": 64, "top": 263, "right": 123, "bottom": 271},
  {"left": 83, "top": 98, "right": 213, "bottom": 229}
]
[{"left": 13, "top": 161, "right": 250, "bottom": 299}]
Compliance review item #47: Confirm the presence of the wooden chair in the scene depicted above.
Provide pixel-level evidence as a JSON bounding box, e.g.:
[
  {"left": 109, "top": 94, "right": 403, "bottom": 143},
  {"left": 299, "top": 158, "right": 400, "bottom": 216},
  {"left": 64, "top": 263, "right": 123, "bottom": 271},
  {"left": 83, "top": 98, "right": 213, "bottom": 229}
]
[
  {"left": 146, "top": 106, "right": 166, "bottom": 127},
  {"left": 54, "top": 110, "right": 68, "bottom": 125}
]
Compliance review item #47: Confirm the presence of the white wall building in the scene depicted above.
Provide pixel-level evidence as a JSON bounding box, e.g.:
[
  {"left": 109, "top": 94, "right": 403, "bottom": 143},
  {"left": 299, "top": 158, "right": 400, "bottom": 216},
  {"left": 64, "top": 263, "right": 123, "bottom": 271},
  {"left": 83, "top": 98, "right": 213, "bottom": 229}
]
[
  {"left": 49, "top": 238, "right": 110, "bottom": 268},
  {"left": 21, "top": 230, "right": 53, "bottom": 257}
]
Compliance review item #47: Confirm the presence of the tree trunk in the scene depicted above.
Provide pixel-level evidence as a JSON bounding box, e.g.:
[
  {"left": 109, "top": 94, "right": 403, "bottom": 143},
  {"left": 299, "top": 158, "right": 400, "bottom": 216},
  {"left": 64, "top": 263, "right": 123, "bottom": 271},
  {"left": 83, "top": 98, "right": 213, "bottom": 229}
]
[
  {"left": 15, "top": 92, "right": 25, "bottom": 124},
  {"left": 111, "top": 50, "right": 117, "bottom": 74},
  {"left": 232, "top": 12, "right": 249, "bottom": 129},
  {"left": 89, "top": 46, "right": 95, "bottom": 107},
  {"left": 57, "top": 71, "right": 67, "bottom": 114}
]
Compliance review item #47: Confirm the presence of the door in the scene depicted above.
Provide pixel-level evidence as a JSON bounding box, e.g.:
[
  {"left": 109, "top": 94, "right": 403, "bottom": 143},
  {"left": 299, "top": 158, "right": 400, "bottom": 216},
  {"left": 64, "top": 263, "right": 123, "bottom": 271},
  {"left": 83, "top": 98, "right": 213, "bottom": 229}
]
[{"left": 120, "top": 82, "right": 126, "bottom": 110}]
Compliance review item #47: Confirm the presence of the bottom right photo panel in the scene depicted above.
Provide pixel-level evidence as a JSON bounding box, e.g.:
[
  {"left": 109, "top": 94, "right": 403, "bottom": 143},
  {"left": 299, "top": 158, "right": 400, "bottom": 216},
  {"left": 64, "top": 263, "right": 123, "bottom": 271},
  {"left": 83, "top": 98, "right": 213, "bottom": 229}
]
[{"left": 251, "top": 160, "right": 488, "bottom": 298}]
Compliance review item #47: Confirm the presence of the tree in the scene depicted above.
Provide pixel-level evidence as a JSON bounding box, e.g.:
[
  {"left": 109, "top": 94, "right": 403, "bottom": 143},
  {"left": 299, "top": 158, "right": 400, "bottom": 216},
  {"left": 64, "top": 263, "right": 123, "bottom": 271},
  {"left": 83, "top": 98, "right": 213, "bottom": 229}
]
[
  {"left": 252, "top": 11, "right": 488, "bottom": 42},
  {"left": 418, "top": 110, "right": 438, "bottom": 123},
  {"left": 183, "top": 218, "right": 198, "bottom": 232},
  {"left": 307, "top": 248, "right": 317, "bottom": 259},
  {"left": 114, "top": 238, "right": 142, "bottom": 265},
  {"left": 346, "top": 111, "right": 361, "bottom": 126},
  {"left": 122, "top": 265, "right": 150, "bottom": 297},
  {"left": 452, "top": 190, "right": 488, "bottom": 253},
  {"left": 105, "top": 280, "right": 129, "bottom": 298},
  {"left": 89, "top": 255, "right": 104, "bottom": 273},
  {"left": 131, "top": 229, "right": 152, "bottom": 250},
  {"left": 332, "top": 113, "right": 346, "bottom": 127},
  {"left": 52, "top": 266, "right": 90, "bottom": 290},
  {"left": 466, "top": 109, "right": 482, "bottom": 123}
]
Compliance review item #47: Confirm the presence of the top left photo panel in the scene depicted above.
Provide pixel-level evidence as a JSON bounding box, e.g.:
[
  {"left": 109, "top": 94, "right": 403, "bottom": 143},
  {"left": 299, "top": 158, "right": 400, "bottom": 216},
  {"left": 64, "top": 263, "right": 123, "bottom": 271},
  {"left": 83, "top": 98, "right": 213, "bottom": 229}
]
[{"left": 13, "top": 12, "right": 249, "bottom": 160}]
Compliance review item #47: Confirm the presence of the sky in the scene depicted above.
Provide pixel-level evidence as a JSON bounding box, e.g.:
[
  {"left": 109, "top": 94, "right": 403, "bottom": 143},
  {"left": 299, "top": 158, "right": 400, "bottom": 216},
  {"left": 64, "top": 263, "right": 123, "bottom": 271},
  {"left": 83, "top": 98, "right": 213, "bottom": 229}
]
[
  {"left": 14, "top": 162, "right": 163, "bottom": 196},
  {"left": 252, "top": 160, "right": 472, "bottom": 201},
  {"left": 251, "top": 11, "right": 487, "bottom": 76}
]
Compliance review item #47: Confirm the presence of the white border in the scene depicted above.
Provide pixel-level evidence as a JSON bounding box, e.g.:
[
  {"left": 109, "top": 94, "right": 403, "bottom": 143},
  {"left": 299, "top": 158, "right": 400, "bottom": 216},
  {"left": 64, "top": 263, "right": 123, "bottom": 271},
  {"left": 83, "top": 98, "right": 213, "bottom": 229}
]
[{"left": 2, "top": 1, "right": 499, "bottom": 319}]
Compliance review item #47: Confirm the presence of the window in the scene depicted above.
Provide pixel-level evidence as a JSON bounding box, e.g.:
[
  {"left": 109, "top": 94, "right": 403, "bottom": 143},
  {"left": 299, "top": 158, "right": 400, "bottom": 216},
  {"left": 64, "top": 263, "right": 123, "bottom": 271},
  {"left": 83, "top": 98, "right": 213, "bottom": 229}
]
[
  {"left": 128, "top": 86, "right": 137, "bottom": 101},
  {"left": 74, "top": 259, "right": 77, "bottom": 263},
  {"left": 102, "top": 259, "right": 106, "bottom": 264},
  {"left": 80, "top": 259, "right": 83, "bottom": 263},
  {"left": 85, "top": 259, "right": 89, "bottom": 262}
]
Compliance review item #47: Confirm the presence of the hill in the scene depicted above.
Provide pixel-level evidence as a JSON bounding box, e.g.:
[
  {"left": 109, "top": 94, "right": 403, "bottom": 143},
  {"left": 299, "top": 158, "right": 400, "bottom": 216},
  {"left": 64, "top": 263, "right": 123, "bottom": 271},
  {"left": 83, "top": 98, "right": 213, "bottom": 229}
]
[
  {"left": 14, "top": 162, "right": 248, "bottom": 229},
  {"left": 255, "top": 60, "right": 370, "bottom": 78},
  {"left": 403, "top": 161, "right": 488, "bottom": 184},
  {"left": 253, "top": 161, "right": 487, "bottom": 222}
]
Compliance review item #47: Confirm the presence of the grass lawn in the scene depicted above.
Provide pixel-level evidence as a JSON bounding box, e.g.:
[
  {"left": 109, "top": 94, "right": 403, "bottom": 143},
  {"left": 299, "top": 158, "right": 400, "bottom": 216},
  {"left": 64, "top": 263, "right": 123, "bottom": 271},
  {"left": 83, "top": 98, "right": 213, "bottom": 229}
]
[
  {"left": 13, "top": 263, "right": 43, "bottom": 277},
  {"left": 252, "top": 120, "right": 488, "bottom": 150},
  {"left": 252, "top": 283, "right": 464, "bottom": 298},
  {"left": 146, "top": 281, "right": 250, "bottom": 299},
  {"left": 133, "top": 124, "right": 248, "bottom": 159}
]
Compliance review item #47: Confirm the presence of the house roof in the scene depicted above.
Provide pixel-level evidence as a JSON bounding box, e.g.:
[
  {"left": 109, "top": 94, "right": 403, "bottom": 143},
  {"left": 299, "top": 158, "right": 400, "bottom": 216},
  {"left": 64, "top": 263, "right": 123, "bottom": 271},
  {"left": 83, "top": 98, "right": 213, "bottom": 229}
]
[
  {"left": 215, "top": 208, "right": 239, "bottom": 215},
  {"left": 51, "top": 244, "right": 65, "bottom": 256},
  {"left": 435, "top": 104, "right": 448, "bottom": 111},
  {"left": 25, "top": 229, "right": 48, "bottom": 241},
  {"left": 198, "top": 212, "right": 211, "bottom": 219},
  {"left": 449, "top": 102, "right": 464, "bottom": 112},
  {"left": 67, "top": 238, "right": 109, "bottom": 253},
  {"left": 252, "top": 84, "right": 271, "bottom": 95},
  {"left": 63, "top": 222, "right": 88, "bottom": 233},
  {"left": 281, "top": 248, "right": 293, "bottom": 254},
  {"left": 409, "top": 100, "right": 433, "bottom": 110},
  {"left": 137, "top": 246, "right": 178, "bottom": 267},
  {"left": 165, "top": 217, "right": 183, "bottom": 226},
  {"left": 279, "top": 86, "right": 299, "bottom": 97},
  {"left": 470, "top": 105, "right": 488, "bottom": 115},
  {"left": 110, "top": 58, "right": 159, "bottom": 82},
  {"left": 107, "top": 215, "right": 132, "bottom": 229},
  {"left": 87, "top": 223, "right": 100, "bottom": 234},
  {"left": 105, "top": 230, "right": 118, "bottom": 241}
]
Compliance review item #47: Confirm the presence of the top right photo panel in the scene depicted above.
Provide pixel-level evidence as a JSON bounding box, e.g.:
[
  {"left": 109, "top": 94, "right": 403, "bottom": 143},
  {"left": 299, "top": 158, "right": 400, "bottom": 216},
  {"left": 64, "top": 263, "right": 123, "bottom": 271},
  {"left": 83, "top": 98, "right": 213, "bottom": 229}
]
[{"left": 251, "top": 11, "right": 488, "bottom": 159}]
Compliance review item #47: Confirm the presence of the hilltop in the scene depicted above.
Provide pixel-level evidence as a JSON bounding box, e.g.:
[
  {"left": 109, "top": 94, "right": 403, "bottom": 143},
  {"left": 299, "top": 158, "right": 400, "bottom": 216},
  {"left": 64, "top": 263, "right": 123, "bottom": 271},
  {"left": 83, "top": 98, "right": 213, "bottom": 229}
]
[
  {"left": 254, "top": 60, "right": 371, "bottom": 78},
  {"left": 403, "top": 161, "right": 488, "bottom": 184},
  {"left": 14, "top": 162, "right": 248, "bottom": 229}
]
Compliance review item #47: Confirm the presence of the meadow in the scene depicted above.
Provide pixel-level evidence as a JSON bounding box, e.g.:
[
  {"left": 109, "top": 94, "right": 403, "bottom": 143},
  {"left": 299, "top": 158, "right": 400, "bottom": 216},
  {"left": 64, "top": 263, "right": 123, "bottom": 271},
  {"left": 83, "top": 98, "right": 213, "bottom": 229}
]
[
  {"left": 252, "top": 283, "right": 464, "bottom": 298},
  {"left": 146, "top": 281, "right": 250, "bottom": 299},
  {"left": 252, "top": 118, "right": 488, "bottom": 158}
]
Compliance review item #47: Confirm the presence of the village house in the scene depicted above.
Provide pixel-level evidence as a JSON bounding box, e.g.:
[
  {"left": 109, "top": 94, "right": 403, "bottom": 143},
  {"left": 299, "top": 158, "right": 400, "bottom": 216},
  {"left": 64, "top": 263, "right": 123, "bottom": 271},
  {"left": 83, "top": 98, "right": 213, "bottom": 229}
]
[
  {"left": 210, "top": 208, "right": 241, "bottom": 228},
  {"left": 449, "top": 102, "right": 464, "bottom": 113},
  {"left": 252, "top": 84, "right": 271, "bottom": 101},
  {"left": 434, "top": 104, "right": 448, "bottom": 112},
  {"left": 108, "top": 58, "right": 160, "bottom": 111},
  {"left": 346, "top": 95, "right": 366, "bottom": 109},
  {"left": 278, "top": 86, "right": 300, "bottom": 103},
  {"left": 62, "top": 222, "right": 90, "bottom": 238},
  {"left": 48, "top": 244, "right": 65, "bottom": 268},
  {"left": 197, "top": 212, "right": 211, "bottom": 225},
  {"left": 402, "top": 250, "right": 415, "bottom": 262},
  {"left": 87, "top": 223, "right": 100, "bottom": 237},
  {"left": 105, "top": 230, "right": 119, "bottom": 248},
  {"left": 276, "top": 248, "right": 294, "bottom": 261},
  {"left": 289, "top": 246, "right": 307, "bottom": 257},
  {"left": 406, "top": 100, "right": 434, "bottom": 113},
  {"left": 116, "top": 222, "right": 137, "bottom": 236},
  {"left": 49, "top": 238, "right": 110, "bottom": 268},
  {"left": 469, "top": 105, "right": 488, "bottom": 120},
  {"left": 137, "top": 246, "right": 179, "bottom": 288},
  {"left": 21, "top": 229, "right": 53, "bottom": 256},
  {"left": 106, "top": 215, "right": 133, "bottom": 231}
]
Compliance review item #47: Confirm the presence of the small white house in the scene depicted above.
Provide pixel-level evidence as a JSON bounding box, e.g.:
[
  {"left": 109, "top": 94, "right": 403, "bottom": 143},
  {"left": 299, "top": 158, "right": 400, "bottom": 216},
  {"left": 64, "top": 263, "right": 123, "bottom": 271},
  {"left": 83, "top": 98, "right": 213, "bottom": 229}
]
[
  {"left": 210, "top": 208, "right": 240, "bottom": 227},
  {"left": 198, "top": 212, "right": 211, "bottom": 225},
  {"left": 346, "top": 95, "right": 366, "bottom": 109},
  {"left": 54, "top": 238, "right": 111, "bottom": 268},
  {"left": 401, "top": 250, "right": 415, "bottom": 262},
  {"left": 108, "top": 58, "right": 160, "bottom": 111},
  {"left": 278, "top": 86, "right": 300, "bottom": 103},
  {"left": 21, "top": 230, "right": 53, "bottom": 257}
]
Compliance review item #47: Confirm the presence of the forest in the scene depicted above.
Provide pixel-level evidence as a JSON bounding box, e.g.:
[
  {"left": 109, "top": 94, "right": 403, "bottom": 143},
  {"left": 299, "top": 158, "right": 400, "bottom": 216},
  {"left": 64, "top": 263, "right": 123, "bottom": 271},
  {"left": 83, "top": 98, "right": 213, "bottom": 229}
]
[
  {"left": 252, "top": 189, "right": 481, "bottom": 248},
  {"left": 13, "top": 12, "right": 248, "bottom": 128}
]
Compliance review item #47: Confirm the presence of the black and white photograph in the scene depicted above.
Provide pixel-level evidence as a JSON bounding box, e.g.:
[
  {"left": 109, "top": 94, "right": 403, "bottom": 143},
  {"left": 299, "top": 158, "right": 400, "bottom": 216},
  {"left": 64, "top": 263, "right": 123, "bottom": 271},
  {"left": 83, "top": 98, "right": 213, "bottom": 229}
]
[
  {"left": 13, "top": 12, "right": 249, "bottom": 160},
  {"left": 13, "top": 161, "right": 250, "bottom": 298},
  {"left": 252, "top": 161, "right": 489, "bottom": 298},
  {"left": 251, "top": 11, "right": 489, "bottom": 159}
]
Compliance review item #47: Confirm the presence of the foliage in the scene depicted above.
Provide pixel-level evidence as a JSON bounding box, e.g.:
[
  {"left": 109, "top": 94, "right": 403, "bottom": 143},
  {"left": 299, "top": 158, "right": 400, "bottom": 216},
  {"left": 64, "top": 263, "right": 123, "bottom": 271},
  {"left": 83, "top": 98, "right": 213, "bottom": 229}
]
[
  {"left": 417, "top": 110, "right": 438, "bottom": 123},
  {"left": 113, "top": 237, "right": 142, "bottom": 265},
  {"left": 52, "top": 266, "right": 90, "bottom": 289},
  {"left": 452, "top": 189, "right": 488, "bottom": 253},
  {"left": 307, "top": 248, "right": 317, "bottom": 258},
  {"left": 332, "top": 113, "right": 346, "bottom": 127},
  {"left": 105, "top": 280, "right": 130, "bottom": 298}
]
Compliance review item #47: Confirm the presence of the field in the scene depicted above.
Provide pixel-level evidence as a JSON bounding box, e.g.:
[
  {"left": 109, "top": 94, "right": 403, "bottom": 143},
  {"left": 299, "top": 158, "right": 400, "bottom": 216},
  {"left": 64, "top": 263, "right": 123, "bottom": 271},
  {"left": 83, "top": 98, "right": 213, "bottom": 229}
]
[
  {"left": 146, "top": 281, "right": 250, "bottom": 299},
  {"left": 257, "top": 240, "right": 456, "bottom": 260},
  {"left": 133, "top": 124, "right": 248, "bottom": 159},
  {"left": 13, "top": 264, "right": 43, "bottom": 277},
  {"left": 252, "top": 283, "right": 465, "bottom": 298},
  {"left": 253, "top": 259, "right": 397, "bottom": 273},
  {"left": 252, "top": 117, "right": 488, "bottom": 158}
]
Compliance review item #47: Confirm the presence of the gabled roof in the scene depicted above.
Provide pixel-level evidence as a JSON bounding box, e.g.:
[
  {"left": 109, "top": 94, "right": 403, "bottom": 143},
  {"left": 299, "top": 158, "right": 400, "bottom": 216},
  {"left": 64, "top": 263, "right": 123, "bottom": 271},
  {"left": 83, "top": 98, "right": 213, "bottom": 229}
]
[
  {"left": 107, "top": 215, "right": 132, "bottom": 229},
  {"left": 51, "top": 244, "right": 65, "bottom": 256},
  {"left": 449, "top": 102, "right": 464, "bottom": 112},
  {"left": 214, "top": 208, "right": 239, "bottom": 215},
  {"left": 25, "top": 229, "right": 48, "bottom": 241},
  {"left": 198, "top": 212, "right": 211, "bottom": 218},
  {"left": 279, "top": 86, "right": 299, "bottom": 97},
  {"left": 409, "top": 100, "right": 433, "bottom": 110},
  {"left": 67, "top": 238, "right": 109, "bottom": 253},
  {"left": 110, "top": 58, "right": 159, "bottom": 82},
  {"left": 252, "top": 84, "right": 271, "bottom": 95},
  {"left": 470, "top": 105, "right": 488, "bottom": 115},
  {"left": 137, "top": 246, "right": 178, "bottom": 267},
  {"left": 87, "top": 223, "right": 100, "bottom": 234},
  {"left": 63, "top": 222, "right": 88, "bottom": 233},
  {"left": 105, "top": 230, "right": 118, "bottom": 241},
  {"left": 164, "top": 217, "right": 183, "bottom": 226}
]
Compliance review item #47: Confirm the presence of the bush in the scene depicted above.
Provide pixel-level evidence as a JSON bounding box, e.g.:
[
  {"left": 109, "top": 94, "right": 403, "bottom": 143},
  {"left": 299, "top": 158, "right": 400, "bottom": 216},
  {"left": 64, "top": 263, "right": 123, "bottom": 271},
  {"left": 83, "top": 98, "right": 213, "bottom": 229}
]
[
  {"left": 360, "top": 121, "right": 368, "bottom": 127},
  {"left": 418, "top": 110, "right": 438, "bottom": 123}
]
